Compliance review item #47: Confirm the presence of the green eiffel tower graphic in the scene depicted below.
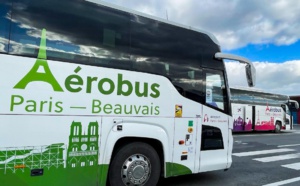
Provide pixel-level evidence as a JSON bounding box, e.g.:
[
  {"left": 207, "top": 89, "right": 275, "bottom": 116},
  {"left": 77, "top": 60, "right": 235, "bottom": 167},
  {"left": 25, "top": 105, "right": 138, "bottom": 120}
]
[{"left": 13, "top": 29, "right": 63, "bottom": 91}]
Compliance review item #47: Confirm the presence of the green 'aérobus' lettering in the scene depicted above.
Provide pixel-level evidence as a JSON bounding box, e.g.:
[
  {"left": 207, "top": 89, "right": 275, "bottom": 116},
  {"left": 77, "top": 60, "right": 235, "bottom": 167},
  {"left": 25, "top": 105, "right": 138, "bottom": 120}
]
[{"left": 65, "top": 66, "right": 83, "bottom": 93}]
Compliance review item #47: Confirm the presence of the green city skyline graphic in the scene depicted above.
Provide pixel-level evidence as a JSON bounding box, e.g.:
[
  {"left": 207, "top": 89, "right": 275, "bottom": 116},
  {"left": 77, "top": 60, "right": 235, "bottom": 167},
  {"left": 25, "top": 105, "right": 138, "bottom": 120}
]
[{"left": 0, "top": 121, "right": 99, "bottom": 174}]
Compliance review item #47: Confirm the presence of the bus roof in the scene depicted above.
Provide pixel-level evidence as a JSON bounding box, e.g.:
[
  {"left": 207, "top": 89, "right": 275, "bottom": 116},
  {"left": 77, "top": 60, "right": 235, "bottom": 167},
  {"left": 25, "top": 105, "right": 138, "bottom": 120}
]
[
  {"left": 86, "top": 0, "right": 220, "bottom": 46},
  {"left": 230, "top": 87, "right": 289, "bottom": 106}
]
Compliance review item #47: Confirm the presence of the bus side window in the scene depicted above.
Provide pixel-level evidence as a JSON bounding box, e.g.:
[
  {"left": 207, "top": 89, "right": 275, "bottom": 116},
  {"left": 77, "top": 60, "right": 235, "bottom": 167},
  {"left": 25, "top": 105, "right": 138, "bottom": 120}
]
[
  {"left": 8, "top": 0, "right": 131, "bottom": 68},
  {"left": 0, "top": 0, "right": 11, "bottom": 53},
  {"left": 169, "top": 66, "right": 204, "bottom": 103},
  {"left": 204, "top": 69, "right": 228, "bottom": 112},
  {"left": 89, "top": 5, "right": 131, "bottom": 69}
]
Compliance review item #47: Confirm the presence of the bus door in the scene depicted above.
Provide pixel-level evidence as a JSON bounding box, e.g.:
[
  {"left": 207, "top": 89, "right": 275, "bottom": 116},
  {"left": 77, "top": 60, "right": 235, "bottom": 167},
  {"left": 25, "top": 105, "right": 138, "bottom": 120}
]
[
  {"left": 199, "top": 69, "right": 230, "bottom": 172},
  {"left": 281, "top": 104, "right": 291, "bottom": 130},
  {"left": 199, "top": 106, "right": 230, "bottom": 172}
]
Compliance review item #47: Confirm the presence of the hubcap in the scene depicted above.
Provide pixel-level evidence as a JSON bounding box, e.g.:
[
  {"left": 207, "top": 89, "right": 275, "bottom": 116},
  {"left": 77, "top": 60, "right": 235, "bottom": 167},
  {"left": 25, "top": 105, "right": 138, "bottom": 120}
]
[{"left": 121, "top": 154, "right": 151, "bottom": 186}]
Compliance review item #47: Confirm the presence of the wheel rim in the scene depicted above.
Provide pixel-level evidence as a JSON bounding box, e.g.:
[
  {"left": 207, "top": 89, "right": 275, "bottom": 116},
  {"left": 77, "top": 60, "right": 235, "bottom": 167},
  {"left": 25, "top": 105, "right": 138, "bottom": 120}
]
[{"left": 121, "top": 154, "right": 151, "bottom": 186}]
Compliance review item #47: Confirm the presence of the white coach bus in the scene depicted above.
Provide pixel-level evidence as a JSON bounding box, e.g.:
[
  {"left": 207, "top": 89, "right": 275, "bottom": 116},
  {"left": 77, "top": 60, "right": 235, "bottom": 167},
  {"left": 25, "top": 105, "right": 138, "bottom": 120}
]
[
  {"left": 231, "top": 88, "right": 299, "bottom": 133},
  {"left": 0, "top": 0, "right": 255, "bottom": 185}
]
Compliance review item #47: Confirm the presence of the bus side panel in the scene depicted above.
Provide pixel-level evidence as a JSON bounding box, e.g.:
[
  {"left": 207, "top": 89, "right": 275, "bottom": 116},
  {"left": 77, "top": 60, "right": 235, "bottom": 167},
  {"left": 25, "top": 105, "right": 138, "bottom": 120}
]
[
  {"left": 232, "top": 104, "right": 253, "bottom": 132},
  {"left": 171, "top": 118, "right": 198, "bottom": 176},
  {"left": 254, "top": 105, "right": 276, "bottom": 131},
  {"left": 0, "top": 115, "right": 102, "bottom": 186},
  {"left": 232, "top": 104, "right": 246, "bottom": 132}
]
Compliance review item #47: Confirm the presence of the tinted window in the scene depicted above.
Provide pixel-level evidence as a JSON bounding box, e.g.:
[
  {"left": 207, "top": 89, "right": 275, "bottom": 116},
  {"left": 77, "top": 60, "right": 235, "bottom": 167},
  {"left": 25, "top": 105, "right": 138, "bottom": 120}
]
[
  {"left": 9, "top": 0, "right": 130, "bottom": 67},
  {"left": 130, "top": 14, "right": 223, "bottom": 71},
  {"left": 202, "top": 48, "right": 225, "bottom": 70},
  {"left": 0, "top": 0, "right": 11, "bottom": 53},
  {"left": 130, "top": 15, "right": 208, "bottom": 69},
  {"left": 130, "top": 15, "right": 209, "bottom": 103},
  {"left": 171, "top": 66, "right": 204, "bottom": 103},
  {"left": 201, "top": 125, "right": 224, "bottom": 150}
]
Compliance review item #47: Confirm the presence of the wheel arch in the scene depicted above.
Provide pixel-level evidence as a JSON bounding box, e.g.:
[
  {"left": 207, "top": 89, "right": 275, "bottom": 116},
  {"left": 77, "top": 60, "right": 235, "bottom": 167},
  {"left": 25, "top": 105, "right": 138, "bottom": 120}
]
[
  {"left": 100, "top": 122, "right": 170, "bottom": 184},
  {"left": 274, "top": 118, "right": 283, "bottom": 126}
]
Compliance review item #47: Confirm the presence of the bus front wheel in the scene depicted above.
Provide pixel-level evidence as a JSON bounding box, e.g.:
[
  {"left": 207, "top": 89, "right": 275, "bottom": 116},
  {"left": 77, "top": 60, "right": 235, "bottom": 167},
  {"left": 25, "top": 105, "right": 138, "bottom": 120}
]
[
  {"left": 108, "top": 142, "right": 161, "bottom": 186},
  {"left": 274, "top": 122, "right": 281, "bottom": 133}
]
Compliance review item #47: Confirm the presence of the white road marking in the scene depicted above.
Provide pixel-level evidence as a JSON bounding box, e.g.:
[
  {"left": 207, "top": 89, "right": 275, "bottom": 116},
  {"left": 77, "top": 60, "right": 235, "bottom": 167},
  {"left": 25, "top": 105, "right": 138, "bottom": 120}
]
[
  {"left": 253, "top": 153, "right": 300, "bottom": 162},
  {"left": 262, "top": 176, "right": 300, "bottom": 186},
  {"left": 233, "top": 131, "right": 300, "bottom": 137},
  {"left": 281, "top": 162, "right": 300, "bottom": 170},
  {"left": 233, "top": 148, "right": 295, "bottom": 157},
  {"left": 278, "top": 144, "right": 300, "bottom": 148}
]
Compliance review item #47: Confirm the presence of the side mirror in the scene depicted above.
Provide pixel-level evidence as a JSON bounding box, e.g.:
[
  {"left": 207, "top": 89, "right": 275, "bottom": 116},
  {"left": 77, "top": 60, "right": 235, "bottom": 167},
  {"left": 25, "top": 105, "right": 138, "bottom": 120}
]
[
  {"left": 215, "top": 52, "right": 256, "bottom": 87},
  {"left": 245, "top": 64, "right": 256, "bottom": 87},
  {"left": 289, "top": 100, "right": 299, "bottom": 110}
]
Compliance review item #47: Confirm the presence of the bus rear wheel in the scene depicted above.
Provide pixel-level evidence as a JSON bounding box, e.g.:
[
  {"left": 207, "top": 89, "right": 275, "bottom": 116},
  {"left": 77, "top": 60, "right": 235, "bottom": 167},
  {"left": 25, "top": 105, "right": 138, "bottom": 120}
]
[
  {"left": 109, "top": 142, "right": 161, "bottom": 186},
  {"left": 274, "top": 122, "right": 281, "bottom": 133}
]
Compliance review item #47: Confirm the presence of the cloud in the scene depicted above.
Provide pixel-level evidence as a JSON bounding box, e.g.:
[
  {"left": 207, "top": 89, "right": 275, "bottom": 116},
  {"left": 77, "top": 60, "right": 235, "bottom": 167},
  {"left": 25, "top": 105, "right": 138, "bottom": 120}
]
[
  {"left": 225, "top": 60, "right": 300, "bottom": 95},
  {"left": 104, "top": 0, "right": 300, "bottom": 50}
]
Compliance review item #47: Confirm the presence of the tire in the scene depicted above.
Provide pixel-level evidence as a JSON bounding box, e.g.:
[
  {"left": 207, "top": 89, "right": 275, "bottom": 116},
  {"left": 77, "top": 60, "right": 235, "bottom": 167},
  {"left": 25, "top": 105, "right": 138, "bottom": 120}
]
[
  {"left": 274, "top": 122, "right": 281, "bottom": 133},
  {"left": 108, "top": 142, "right": 161, "bottom": 186}
]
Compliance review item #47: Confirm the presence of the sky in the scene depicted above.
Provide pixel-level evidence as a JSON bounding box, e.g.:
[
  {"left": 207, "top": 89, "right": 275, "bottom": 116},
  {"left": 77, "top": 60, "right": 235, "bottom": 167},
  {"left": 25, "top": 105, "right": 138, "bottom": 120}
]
[{"left": 98, "top": 0, "right": 300, "bottom": 96}]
